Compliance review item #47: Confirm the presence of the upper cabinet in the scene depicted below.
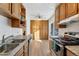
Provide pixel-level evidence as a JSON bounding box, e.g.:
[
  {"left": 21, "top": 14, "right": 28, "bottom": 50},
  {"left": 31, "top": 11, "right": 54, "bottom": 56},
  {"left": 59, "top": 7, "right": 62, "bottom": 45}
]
[
  {"left": 66, "top": 3, "right": 77, "bottom": 18},
  {"left": 59, "top": 3, "right": 66, "bottom": 21},
  {"left": 55, "top": 3, "right": 79, "bottom": 28},
  {"left": 20, "top": 4, "right": 26, "bottom": 35},
  {"left": 20, "top": 4, "right": 26, "bottom": 27},
  {"left": 0, "top": 3, "right": 11, "bottom": 13},
  {"left": 55, "top": 4, "right": 66, "bottom": 28},
  {"left": 0, "top": 3, "right": 13, "bottom": 18},
  {"left": 55, "top": 6, "right": 60, "bottom": 29},
  {"left": 11, "top": 3, "right": 26, "bottom": 28},
  {"left": 0, "top": 3, "right": 26, "bottom": 29},
  {"left": 77, "top": 3, "right": 79, "bottom": 13},
  {"left": 12, "top": 3, "right": 21, "bottom": 19}
]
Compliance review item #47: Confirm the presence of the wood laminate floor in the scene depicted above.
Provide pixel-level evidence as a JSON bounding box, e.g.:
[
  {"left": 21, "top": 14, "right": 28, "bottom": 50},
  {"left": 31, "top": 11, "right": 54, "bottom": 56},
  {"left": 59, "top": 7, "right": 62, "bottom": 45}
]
[{"left": 29, "top": 39, "right": 55, "bottom": 56}]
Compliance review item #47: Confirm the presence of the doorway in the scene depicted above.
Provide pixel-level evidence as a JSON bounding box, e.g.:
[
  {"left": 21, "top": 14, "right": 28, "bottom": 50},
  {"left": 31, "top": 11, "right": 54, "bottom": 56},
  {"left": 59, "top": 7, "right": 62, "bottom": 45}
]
[{"left": 30, "top": 20, "right": 48, "bottom": 40}]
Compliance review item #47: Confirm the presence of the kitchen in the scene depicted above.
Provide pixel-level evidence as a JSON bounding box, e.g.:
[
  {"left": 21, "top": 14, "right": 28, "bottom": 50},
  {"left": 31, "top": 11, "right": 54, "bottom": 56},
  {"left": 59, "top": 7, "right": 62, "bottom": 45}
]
[{"left": 0, "top": 3, "right": 79, "bottom": 56}]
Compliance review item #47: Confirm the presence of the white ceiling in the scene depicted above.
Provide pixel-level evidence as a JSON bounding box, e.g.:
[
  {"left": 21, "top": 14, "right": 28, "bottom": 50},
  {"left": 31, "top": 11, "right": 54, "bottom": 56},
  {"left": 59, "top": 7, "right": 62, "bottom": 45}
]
[{"left": 23, "top": 3, "right": 59, "bottom": 20}]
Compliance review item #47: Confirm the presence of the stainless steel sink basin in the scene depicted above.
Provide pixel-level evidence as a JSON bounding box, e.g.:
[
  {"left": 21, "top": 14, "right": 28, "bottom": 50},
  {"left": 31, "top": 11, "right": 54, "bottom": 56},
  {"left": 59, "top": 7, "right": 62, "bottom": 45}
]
[
  {"left": 0, "top": 39, "right": 25, "bottom": 55},
  {"left": 0, "top": 43, "right": 19, "bottom": 54},
  {"left": 11, "top": 39, "right": 25, "bottom": 43}
]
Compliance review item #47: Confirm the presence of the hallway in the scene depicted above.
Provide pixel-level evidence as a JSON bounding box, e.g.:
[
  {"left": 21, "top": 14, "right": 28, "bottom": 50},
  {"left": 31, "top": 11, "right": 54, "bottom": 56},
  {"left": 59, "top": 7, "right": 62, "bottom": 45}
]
[{"left": 29, "top": 40, "right": 51, "bottom": 56}]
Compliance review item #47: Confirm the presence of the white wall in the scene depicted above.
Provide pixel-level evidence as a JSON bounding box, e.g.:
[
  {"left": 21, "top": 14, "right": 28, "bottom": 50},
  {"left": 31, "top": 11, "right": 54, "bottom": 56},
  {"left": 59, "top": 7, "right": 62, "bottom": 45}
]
[
  {"left": 59, "top": 21, "right": 79, "bottom": 35},
  {"left": 0, "top": 15, "right": 23, "bottom": 42},
  {"left": 49, "top": 15, "right": 55, "bottom": 36},
  {"left": 26, "top": 14, "right": 30, "bottom": 35}
]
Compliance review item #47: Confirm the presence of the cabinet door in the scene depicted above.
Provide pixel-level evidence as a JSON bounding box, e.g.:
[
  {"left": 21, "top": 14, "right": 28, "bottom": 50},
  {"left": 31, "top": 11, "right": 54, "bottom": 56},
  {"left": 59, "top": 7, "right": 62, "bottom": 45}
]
[
  {"left": 12, "top": 3, "right": 21, "bottom": 19},
  {"left": 0, "top": 3, "right": 11, "bottom": 13},
  {"left": 55, "top": 6, "right": 60, "bottom": 29},
  {"left": 15, "top": 47, "right": 23, "bottom": 56},
  {"left": 77, "top": 3, "right": 79, "bottom": 13},
  {"left": 11, "top": 19, "right": 20, "bottom": 27},
  {"left": 24, "top": 42, "right": 28, "bottom": 56},
  {"left": 59, "top": 3, "right": 66, "bottom": 21},
  {"left": 66, "top": 3, "right": 77, "bottom": 17},
  {"left": 66, "top": 49, "right": 76, "bottom": 56}
]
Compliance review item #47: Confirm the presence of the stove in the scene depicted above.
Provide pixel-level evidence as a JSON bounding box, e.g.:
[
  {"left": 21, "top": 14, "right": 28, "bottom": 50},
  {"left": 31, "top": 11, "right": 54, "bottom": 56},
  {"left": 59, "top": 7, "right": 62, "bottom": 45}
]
[{"left": 52, "top": 35, "right": 79, "bottom": 56}]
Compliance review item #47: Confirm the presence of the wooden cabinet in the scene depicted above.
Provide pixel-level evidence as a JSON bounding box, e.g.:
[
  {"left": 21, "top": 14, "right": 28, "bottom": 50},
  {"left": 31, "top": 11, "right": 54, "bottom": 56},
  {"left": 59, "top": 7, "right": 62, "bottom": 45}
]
[
  {"left": 20, "top": 4, "right": 26, "bottom": 35},
  {"left": 15, "top": 41, "right": 29, "bottom": 56},
  {"left": 66, "top": 3, "right": 77, "bottom": 18},
  {"left": 0, "top": 3, "right": 13, "bottom": 18},
  {"left": 55, "top": 6, "right": 60, "bottom": 29},
  {"left": 11, "top": 19, "right": 20, "bottom": 27},
  {"left": 77, "top": 3, "right": 79, "bottom": 13},
  {"left": 12, "top": 3, "right": 21, "bottom": 19},
  {"left": 55, "top": 6, "right": 66, "bottom": 28},
  {"left": 0, "top": 3, "right": 11, "bottom": 13},
  {"left": 66, "top": 49, "right": 76, "bottom": 56},
  {"left": 59, "top": 3, "right": 66, "bottom": 21},
  {"left": 0, "top": 3, "right": 26, "bottom": 29},
  {"left": 23, "top": 42, "right": 28, "bottom": 56},
  {"left": 11, "top": 3, "right": 26, "bottom": 29},
  {"left": 57, "top": 3, "right": 78, "bottom": 20},
  {"left": 58, "top": 3, "right": 66, "bottom": 28},
  {"left": 15, "top": 47, "right": 24, "bottom": 56},
  {"left": 55, "top": 3, "right": 78, "bottom": 28}
]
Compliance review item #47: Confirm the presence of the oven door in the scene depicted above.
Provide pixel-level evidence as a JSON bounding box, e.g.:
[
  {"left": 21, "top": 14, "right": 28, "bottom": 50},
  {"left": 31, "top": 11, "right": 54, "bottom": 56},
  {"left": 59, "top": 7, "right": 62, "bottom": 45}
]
[{"left": 54, "top": 42, "right": 64, "bottom": 56}]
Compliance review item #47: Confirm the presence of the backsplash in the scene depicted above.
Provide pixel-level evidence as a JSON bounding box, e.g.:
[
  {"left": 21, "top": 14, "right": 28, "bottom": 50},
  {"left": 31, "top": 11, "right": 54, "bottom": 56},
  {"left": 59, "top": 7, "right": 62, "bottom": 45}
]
[
  {"left": 59, "top": 21, "right": 79, "bottom": 35},
  {"left": 0, "top": 15, "right": 23, "bottom": 41}
]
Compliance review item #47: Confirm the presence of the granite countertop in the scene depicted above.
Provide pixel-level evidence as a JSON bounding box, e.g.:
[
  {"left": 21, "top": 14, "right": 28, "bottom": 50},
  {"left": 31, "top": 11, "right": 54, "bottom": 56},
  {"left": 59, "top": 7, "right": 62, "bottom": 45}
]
[
  {"left": 65, "top": 46, "right": 79, "bottom": 56},
  {"left": 0, "top": 34, "right": 32, "bottom": 56}
]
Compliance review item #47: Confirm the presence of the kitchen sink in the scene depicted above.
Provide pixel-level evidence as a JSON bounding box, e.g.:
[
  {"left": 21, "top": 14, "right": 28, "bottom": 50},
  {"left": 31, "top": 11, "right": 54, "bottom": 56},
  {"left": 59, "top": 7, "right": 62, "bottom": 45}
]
[
  {"left": 11, "top": 39, "right": 25, "bottom": 43},
  {"left": 0, "top": 39, "right": 25, "bottom": 55},
  {"left": 0, "top": 43, "right": 19, "bottom": 54}
]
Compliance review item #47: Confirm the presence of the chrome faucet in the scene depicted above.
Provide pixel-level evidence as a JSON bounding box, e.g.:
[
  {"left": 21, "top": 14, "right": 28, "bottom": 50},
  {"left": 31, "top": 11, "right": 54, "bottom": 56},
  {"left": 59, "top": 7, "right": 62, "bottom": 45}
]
[
  {"left": 2, "top": 35, "right": 14, "bottom": 43},
  {"left": 2, "top": 34, "right": 5, "bottom": 43}
]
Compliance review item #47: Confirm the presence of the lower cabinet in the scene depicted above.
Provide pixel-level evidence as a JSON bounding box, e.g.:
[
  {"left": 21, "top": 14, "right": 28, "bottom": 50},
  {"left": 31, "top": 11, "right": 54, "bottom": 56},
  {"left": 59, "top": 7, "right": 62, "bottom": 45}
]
[
  {"left": 15, "top": 41, "right": 29, "bottom": 56},
  {"left": 23, "top": 42, "right": 28, "bottom": 56},
  {"left": 66, "top": 49, "right": 76, "bottom": 56},
  {"left": 15, "top": 47, "right": 24, "bottom": 56}
]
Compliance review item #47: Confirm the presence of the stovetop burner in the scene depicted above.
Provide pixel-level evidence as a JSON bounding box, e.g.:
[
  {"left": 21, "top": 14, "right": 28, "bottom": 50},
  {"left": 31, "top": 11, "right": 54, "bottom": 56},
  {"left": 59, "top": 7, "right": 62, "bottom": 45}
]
[{"left": 54, "top": 38, "right": 79, "bottom": 46}]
